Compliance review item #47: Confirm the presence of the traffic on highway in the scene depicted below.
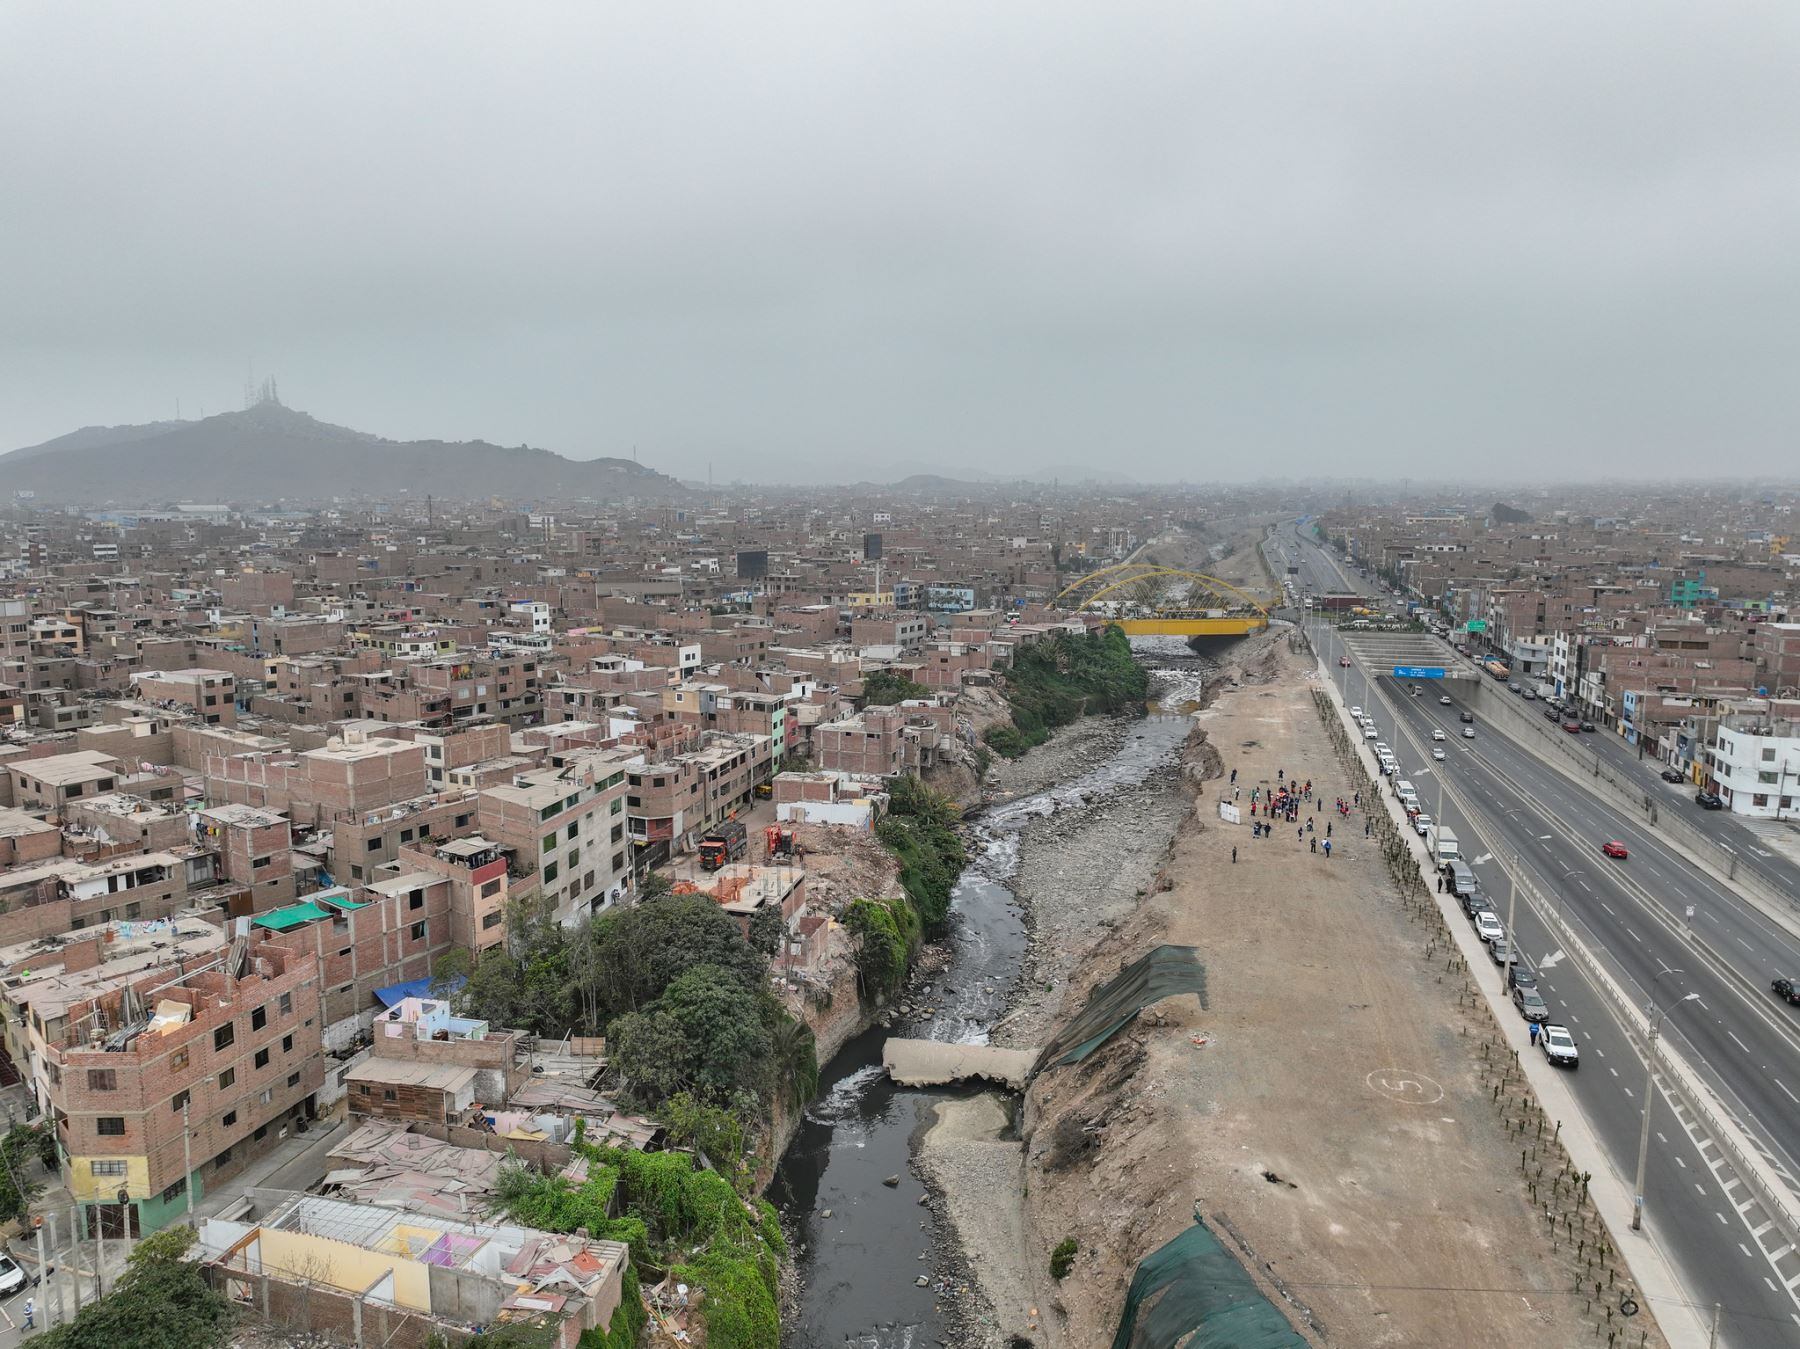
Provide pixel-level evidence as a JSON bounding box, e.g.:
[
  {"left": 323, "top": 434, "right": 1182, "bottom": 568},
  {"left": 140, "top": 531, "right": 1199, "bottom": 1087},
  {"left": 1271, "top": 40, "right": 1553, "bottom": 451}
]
[{"left": 1269, "top": 520, "right": 1800, "bottom": 1345}]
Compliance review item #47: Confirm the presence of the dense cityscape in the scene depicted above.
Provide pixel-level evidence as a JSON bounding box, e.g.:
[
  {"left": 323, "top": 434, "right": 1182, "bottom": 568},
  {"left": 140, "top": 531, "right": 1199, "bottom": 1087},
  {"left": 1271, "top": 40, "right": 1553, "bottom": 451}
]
[{"left": 6, "top": 3, "right": 1800, "bottom": 1347}]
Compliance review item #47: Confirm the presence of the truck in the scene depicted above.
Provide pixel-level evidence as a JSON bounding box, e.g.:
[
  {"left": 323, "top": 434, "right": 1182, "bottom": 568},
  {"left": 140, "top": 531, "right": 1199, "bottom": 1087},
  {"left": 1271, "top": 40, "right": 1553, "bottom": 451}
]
[
  {"left": 1482, "top": 659, "right": 1510, "bottom": 680},
  {"left": 1426, "top": 825, "right": 1460, "bottom": 866},
  {"left": 698, "top": 819, "right": 748, "bottom": 871}
]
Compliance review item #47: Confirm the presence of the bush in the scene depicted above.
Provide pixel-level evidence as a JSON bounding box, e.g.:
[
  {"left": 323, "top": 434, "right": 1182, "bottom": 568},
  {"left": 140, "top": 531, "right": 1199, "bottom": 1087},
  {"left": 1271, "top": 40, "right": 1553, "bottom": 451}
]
[
  {"left": 876, "top": 777, "right": 966, "bottom": 930},
  {"left": 863, "top": 669, "right": 931, "bottom": 705},
  {"left": 1050, "top": 1237, "right": 1078, "bottom": 1280},
  {"left": 844, "top": 897, "right": 920, "bottom": 997},
  {"left": 998, "top": 626, "right": 1147, "bottom": 750}
]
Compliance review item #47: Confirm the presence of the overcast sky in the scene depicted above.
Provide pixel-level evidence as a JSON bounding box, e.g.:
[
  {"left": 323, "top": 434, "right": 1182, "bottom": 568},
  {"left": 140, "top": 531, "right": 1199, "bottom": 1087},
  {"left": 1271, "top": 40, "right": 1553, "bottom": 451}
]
[{"left": 3, "top": 2, "right": 1798, "bottom": 484}]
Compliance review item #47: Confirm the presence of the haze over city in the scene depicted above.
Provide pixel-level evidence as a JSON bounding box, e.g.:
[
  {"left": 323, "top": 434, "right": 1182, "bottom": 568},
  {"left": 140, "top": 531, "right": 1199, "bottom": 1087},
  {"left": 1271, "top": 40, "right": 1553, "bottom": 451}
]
[{"left": 5, "top": 1, "right": 1799, "bottom": 484}]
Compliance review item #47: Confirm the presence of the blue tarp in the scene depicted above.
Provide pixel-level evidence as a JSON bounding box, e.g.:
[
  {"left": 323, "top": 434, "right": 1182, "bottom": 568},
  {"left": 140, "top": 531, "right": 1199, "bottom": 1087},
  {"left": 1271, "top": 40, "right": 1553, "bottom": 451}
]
[{"left": 374, "top": 975, "right": 462, "bottom": 1007}]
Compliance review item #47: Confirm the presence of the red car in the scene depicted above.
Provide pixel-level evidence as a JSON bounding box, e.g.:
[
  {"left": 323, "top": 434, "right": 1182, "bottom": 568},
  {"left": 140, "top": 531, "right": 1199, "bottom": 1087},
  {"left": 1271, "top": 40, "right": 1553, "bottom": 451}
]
[
  {"left": 1601, "top": 840, "right": 1628, "bottom": 860},
  {"left": 1561, "top": 720, "right": 1581, "bottom": 733},
  {"left": 1339, "top": 656, "right": 1351, "bottom": 666}
]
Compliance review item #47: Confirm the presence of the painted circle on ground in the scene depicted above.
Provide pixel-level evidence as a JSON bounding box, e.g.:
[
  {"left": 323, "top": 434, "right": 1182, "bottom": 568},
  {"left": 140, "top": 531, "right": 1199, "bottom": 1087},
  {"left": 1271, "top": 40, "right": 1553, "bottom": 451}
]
[{"left": 1365, "top": 1068, "right": 1445, "bottom": 1105}]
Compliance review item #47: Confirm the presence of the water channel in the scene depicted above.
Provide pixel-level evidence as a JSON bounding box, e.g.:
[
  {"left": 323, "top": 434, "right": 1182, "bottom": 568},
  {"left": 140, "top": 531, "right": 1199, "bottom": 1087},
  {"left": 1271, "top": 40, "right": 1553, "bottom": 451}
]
[{"left": 770, "top": 656, "right": 1205, "bottom": 1348}]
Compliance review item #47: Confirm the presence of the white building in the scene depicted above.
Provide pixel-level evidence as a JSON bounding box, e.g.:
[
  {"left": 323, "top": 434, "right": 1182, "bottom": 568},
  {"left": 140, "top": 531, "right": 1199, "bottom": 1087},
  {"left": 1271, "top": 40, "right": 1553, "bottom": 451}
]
[{"left": 1708, "top": 715, "right": 1800, "bottom": 819}]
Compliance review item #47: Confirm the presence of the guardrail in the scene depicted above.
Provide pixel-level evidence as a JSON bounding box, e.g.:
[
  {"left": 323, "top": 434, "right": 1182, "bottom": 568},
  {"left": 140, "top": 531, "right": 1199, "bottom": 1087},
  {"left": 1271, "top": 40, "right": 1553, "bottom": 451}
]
[{"left": 1467, "top": 680, "right": 1799, "bottom": 926}]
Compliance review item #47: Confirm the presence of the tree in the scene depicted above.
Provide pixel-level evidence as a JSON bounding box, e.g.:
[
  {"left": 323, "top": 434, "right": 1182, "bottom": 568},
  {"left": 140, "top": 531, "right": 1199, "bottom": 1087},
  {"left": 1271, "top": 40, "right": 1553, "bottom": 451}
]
[
  {"left": 0, "top": 1123, "right": 48, "bottom": 1224},
  {"left": 862, "top": 669, "right": 930, "bottom": 705},
  {"left": 35, "top": 1224, "right": 231, "bottom": 1349},
  {"left": 587, "top": 895, "right": 764, "bottom": 1020},
  {"left": 747, "top": 904, "right": 784, "bottom": 958},
  {"left": 767, "top": 1015, "right": 819, "bottom": 1112}
]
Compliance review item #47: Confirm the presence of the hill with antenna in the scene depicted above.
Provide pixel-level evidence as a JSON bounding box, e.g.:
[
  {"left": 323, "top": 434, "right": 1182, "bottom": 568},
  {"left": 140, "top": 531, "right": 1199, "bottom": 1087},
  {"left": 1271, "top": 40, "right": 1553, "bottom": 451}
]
[{"left": 1, "top": 381, "right": 682, "bottom": 504}]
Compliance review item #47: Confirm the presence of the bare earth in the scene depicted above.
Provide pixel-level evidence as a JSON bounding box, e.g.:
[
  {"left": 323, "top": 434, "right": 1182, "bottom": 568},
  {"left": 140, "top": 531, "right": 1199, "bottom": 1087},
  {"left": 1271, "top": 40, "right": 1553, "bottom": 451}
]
[{"left": 942, "top": 635, "right": 1663, "bottom": 1348}]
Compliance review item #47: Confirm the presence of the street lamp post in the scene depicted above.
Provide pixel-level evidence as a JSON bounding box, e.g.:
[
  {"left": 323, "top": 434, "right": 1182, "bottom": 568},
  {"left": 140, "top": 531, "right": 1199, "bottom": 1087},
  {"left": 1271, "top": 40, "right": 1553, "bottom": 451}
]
[{"left": 1633, "top": 971, "right": 1700, "bottom": 1232}]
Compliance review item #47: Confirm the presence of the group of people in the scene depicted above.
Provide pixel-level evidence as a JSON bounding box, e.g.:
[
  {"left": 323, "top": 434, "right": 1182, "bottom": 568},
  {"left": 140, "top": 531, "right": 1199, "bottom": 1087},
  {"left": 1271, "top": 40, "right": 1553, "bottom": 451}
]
[{"left": 1229, "top": 766, "right": 1344, "bottom": 861}]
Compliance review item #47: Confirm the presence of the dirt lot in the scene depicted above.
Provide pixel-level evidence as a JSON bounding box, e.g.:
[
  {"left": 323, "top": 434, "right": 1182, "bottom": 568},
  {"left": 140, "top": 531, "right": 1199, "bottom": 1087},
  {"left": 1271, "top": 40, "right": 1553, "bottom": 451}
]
[{"left": 1012, "top": 642, "right": 1657, "bottom": 1348}]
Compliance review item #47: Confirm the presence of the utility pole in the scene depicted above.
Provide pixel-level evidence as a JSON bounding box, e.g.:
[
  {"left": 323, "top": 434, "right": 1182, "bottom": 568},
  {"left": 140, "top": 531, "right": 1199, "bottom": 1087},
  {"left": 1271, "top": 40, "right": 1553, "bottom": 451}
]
[
  {"left": 182, "top": 1097, "right": 194, "bottom": 1227},
  {"left": 1634, "top": 976, "right": 1698, "bottom": 1231},
  {"left": 66, "top": 1206, "right": 80, "bottom": 1315},
  {"left": 1504, "top": 852, "right": 1518, "bottom": 990},
  {"left": 34, "top": 1216, "right": 51, "bottom": 1328},
  {"left": 1708, "top": 1302, "right": 1721, "bottom": 1347}
]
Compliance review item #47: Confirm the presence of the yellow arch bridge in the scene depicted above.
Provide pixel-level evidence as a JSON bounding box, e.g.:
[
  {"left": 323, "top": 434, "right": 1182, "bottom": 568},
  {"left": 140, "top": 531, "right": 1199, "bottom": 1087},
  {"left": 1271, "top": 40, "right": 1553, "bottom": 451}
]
[{"left": 1052, "top": 564, "right": 1271, "bottom": 637}]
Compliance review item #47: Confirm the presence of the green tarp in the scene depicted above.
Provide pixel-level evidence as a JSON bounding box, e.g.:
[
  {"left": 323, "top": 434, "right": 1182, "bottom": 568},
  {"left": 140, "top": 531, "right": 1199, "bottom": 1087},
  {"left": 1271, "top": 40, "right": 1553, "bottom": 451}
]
[
  {"left": 251, "top": 900, "right": 331, "bottom": 931},
  {"left": 1112, "top": 1218, "right": 1309, "bottom": 1349},
  {"left": 1032, "top": 944, "right": 1208, "bottom": 1075}
]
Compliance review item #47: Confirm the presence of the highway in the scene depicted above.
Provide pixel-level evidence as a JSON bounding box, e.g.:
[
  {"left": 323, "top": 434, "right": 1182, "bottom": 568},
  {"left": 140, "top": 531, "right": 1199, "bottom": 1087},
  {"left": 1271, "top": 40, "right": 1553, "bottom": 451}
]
[{"left": 1266, "top": 522, "right": 1800, "bottom": 1345}]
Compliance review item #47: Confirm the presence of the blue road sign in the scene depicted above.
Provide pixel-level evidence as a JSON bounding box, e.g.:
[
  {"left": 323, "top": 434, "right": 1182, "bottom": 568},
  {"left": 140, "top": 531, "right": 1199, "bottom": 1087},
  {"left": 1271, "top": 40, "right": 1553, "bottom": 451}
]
[{"left": 1393, "top": 665, "right": 1447, "bottom": 679}]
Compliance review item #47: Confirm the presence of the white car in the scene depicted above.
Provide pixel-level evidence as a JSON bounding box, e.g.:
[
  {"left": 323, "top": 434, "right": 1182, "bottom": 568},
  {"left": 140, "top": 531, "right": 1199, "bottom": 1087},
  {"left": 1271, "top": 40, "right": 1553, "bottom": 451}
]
[
  {"left": 1431, "top": 728, "right": 1446, "bottom": 741},
  {"left": 1541, "top": 1023, "right": 1579, "bottom": 1069},
  {"left": 1349, "top": 706, "right": 1363, "bottom": 718},
  {"left": 0, "top": 1252, "right": 32, "bottom": 1298},
  {"left": 1363, "top": 726, "right": 1378, "bottom": 740},
  {"left": 1475, "top": 911, "right": 1505, "bottom": 944},
  {"left": 1439, "top": 695, "right": 1452, "bottom": 705},
  {"left": 1432, "top": 747, "right": 1446, "bottom": 761},
  {"left": 1413, "top": 813, "right": 1433, "bottom": 836},
  {"left": 1374, "top": 742, "right": 1390, "bottom": 756}
]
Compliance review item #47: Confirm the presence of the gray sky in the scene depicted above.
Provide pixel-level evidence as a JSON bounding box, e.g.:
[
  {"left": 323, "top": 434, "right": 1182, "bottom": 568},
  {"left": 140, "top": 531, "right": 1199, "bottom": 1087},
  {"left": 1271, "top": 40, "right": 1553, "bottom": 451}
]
[{"left": 3, "top": 1, "right": 1798, "bottom": 483}]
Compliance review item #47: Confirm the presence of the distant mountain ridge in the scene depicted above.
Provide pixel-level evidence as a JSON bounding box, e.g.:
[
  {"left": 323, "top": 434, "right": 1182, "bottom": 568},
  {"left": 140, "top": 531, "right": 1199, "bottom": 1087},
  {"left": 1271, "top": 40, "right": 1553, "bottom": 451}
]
[{"left": 1, "top": 396, "right": 682, "bottom": 503}]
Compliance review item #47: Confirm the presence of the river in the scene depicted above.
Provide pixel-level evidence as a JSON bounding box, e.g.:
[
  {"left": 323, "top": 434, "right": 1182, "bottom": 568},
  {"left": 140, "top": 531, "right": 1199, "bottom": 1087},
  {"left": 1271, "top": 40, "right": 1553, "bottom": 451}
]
[{"left": 769, "top": 654, "right": 1205, "bottom": 1348}]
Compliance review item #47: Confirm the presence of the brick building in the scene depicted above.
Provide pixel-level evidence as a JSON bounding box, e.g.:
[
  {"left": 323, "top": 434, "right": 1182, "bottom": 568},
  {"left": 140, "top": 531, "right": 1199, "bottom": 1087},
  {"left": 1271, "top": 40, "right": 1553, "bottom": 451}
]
[{"left": 47, "top": 939, "right": 324, "bottom": 1237}]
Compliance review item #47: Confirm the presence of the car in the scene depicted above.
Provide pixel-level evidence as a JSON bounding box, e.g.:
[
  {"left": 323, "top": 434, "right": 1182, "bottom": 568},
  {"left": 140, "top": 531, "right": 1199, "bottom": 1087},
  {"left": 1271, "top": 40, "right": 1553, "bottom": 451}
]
[
  {"left": 1695, "top": 791, "right": 1724, "bottom": 810},
  {"left": 1579, "top": 721, "right": 1596, "bottom": 732},
  {"left": 1660, "top": 768, "right": 1685, "bottom": 784},
  {"left": 1508, "top": 681, "right": 1521, "bottom": 692},
  {"left": 1339, "top": 655, "right": 1351, "bottom": 667},
  {"left": 1561, "top": 720, "right": 1581, "bottom": 733},
  {"left": 1522, "top": 688, "right": 1537, "bottom": 701},
  {"left": 1488, "top": 937, "right": 1514, "bottom": 966},
  {"left": 1507, "top": 959, "right": 1538, "bottom": 991},
  {"left": 1541, "top": 1023, "right": 1579, "bottom": 1068},
  {"left": 1383, "top": 761, "right": 1400, "bottom": 777},
  {"left": 0, "top": 1252, "right": 34, "bottom": 1297},
  {"left": 1773, "top": 977, "right": 1800, "bottom": 1005},
  {"left": 1463, "top": 892, "right": 1493, "bottom": 920},
  {"left": 1544, "top": 706, "right": 1562, "bottom": 721},
  {"left": 1601, "top": 840, "right": 1628, "bottom": 860},
  {"left": 1462, "top": 726, "right": 1476, "bottom": 739},
  {"left": 1512, "top": 985, "right": 1550, "bottom": 1022},
  {"left": 1431, "top": 728, "right": 1446, "bottom": 741},
  {"left": 1459, "top": 711, "right": 1475, "bottom": 723},
  {"left": 1431, "top": 746, "right": 1446, "bottom": 760},
  {"left": 1475, "top": 911, "right": 1506, "bottom": 944},
  {"left": 1413, "top": 814, "right": 1433, "bottom": 837},
  {"left": 1439, "top": 694, "right": 1452, "bottom": 705},
  {"left": 1349, "top": 706, "right": 1363, "bottom": 718},
  {"left": 1363, "top": 727, "right": 1378, "bottom": 740}
]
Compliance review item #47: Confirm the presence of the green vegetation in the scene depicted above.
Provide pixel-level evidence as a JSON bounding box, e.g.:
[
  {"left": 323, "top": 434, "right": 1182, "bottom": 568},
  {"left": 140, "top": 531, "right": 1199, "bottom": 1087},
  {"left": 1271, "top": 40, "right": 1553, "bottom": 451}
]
[
  {"left": 577, "top": 1265, "right": 646, "bottom": 1348},
  {"left": 1050, "top": 1236, "right": 1079, "bottom": 1280},
  {"left": 36, "top": 1226, "right": 232, "bottom": 1349},
  {"left": 875, "top": 775, "right": 967, "bottom": 929},
  {"left": 0, "top": 1122, "right": 54, "bottom": 1222},
  {"left": 843, "top": 896, "right": 921, "bottom": 997},
  {"left": 497, "top": 1143, "right": 784, "bottom": 1349},
  {"left": 984, "top": 625, "right": 1148, "bottom": 758},
  {"left": 444, "top": 891, "right": 814, "bottom": 1149},
  {"left": 862, "top": 669, "right": 931, "bottom": 705}
]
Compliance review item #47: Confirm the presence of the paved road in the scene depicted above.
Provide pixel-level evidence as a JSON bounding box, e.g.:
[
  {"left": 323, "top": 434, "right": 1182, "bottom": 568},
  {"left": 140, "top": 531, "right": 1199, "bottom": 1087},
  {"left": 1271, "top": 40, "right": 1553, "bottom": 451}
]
[{"left": 1289, "top": 545, "right": 1800, "bottom": 1345}]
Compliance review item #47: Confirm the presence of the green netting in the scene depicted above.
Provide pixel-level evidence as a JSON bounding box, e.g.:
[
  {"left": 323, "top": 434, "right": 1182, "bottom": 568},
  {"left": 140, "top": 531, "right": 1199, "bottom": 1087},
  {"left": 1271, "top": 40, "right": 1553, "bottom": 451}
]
[
  {"left": 1111, "top": 1218, "right": 1309, "bottom": 1349},
  {"left": 251, "top": 900, "right": 331, "bottom": 931},
  {"left": 1032, "top": 944, "right": 1208, "bottom": 1074}
]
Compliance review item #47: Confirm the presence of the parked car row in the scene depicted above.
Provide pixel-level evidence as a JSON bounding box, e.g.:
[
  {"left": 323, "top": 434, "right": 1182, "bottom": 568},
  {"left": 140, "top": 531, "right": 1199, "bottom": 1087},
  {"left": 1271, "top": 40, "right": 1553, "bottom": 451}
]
[{"left": 1441, "top": 857, "right": 1578, "bottom": 1069}]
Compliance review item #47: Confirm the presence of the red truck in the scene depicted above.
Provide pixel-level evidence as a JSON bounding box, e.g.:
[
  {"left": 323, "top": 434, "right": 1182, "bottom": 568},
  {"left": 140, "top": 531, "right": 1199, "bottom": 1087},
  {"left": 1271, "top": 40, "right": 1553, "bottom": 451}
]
[{"left": 698, "top": 820, "right": 748, "bottom": 871}]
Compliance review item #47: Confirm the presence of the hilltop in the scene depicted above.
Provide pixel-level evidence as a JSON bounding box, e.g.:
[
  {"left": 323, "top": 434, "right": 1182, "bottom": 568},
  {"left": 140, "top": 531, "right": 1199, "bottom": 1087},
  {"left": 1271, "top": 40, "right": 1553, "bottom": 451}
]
[{"left": 1, "top": 395, "right": 682, "bottom": 504}]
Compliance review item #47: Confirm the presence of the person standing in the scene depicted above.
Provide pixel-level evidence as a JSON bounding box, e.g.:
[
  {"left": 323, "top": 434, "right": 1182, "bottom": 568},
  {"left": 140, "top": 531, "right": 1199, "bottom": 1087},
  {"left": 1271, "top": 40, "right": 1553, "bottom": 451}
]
[
  {"left": 23, "top": 1296, "right": 33, "bottom": 1330},
  {"left": 1323, "top": 838, "right": 1332, "bottom": 858},
  {"left": 1309, "top": 836, "right": 1317, "bottom": 853},
  {"left": 1232, "top": 846, "right": 1238, "bottom": 863},
  {"left": 1529, "top": 1021, "right": 1541, "bottom": 1048}
]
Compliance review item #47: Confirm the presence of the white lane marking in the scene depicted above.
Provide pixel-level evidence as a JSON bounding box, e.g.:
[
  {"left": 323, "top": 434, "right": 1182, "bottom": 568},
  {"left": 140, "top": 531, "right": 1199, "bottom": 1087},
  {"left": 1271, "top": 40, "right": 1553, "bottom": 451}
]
[
  {"left": 1626, "top": 927, "right": 1642, "bottom": 942},
  {"left": 1728, "top": 1031, "right": 1750, "bottom": 1053},
  {"left": 1576, "top": 879, "right": 1592, "bottom": 892},
  {"left": 1718, "top": 1212, "right": 1730, "bottom": 1225},
  {"left": 1609, "top": 1067, "right": 1619, "bottom": 1078},
  {"left": 1676, "top": 1156, "right": 1687, "bottom": 1168},
  {"left": 1778, "top": 1080, "right": 1799, "bottom": 1104}
]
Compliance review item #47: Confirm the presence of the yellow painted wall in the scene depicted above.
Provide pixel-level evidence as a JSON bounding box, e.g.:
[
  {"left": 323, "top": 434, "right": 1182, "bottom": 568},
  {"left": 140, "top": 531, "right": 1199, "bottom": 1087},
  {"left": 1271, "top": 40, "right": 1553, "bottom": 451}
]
[
  {"left": 259, "top": 1227, "right": 432, "bottom": 1311},
  {"left": 70, "top": 1154, "right": 149, "bottom": 1202}
]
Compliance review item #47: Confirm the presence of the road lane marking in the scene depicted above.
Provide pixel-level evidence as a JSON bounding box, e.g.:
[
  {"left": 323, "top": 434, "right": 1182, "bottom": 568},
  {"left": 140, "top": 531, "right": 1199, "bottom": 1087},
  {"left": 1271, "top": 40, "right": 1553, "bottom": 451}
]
[
  {"left": 1728, "top": 1031, "right": 1750, "bottom": 1052},
  {"left": 1779, "top": 1080, "right": 1799, "bottom": 1104}
]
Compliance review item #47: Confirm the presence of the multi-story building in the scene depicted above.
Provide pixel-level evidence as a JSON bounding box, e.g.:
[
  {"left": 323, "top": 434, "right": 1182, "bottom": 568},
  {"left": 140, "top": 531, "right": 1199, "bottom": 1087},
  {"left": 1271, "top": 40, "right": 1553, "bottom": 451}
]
[
  {"left": 46, "top": 939, "right": 324, "bottom": 1237},
  {"left": 626, "top": 732, "right": 773, "bottom": 860},
  {"left": 131, "top": 667, "right": 238, "bottom": 725},
  {"left": 478, "top": 749, "right": 636, "bottom": 923},
  {"left": 1706, "top": 712, "right": 1800, "bottom": 819}
]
